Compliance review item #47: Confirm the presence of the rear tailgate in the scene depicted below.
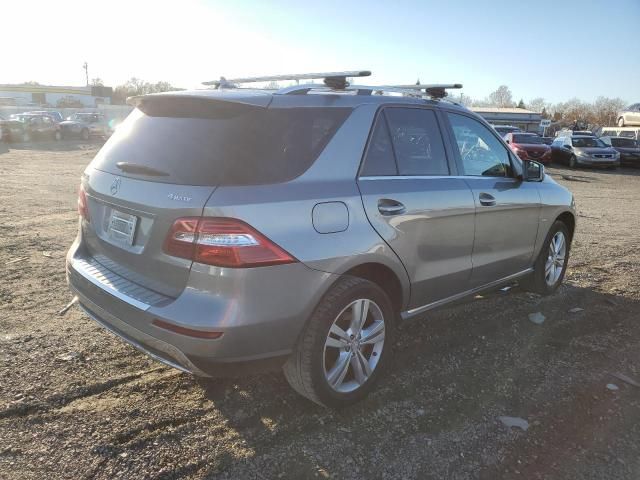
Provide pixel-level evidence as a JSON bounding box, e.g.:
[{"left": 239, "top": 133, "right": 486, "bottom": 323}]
[
  {"left": 81, "top": 171, "right": 215, "bottom": 298},
  {"left": 79, "top": 92, "right": 273, "bottom": 298}
]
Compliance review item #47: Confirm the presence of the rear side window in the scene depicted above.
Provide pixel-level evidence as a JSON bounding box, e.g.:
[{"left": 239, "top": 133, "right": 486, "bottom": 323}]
[
  {"left": 360, "top": 107, "right": 448, "bottom": 176},
  {"left": 360, "top": 117, "right": 397, "bottom": 176},
  {"left": 92, "top": 100, "right": 352, "bottom": 186},
  {"left": 385, "top": 108, "right": 448, "bottom": 175}
]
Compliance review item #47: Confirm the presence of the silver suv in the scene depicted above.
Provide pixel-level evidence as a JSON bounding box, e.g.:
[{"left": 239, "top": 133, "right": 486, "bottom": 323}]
[{"left": 66, "top": 71, "right": 576, "bottom": 407}]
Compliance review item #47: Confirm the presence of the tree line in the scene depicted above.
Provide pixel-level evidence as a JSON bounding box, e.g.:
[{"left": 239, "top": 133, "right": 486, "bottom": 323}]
[{"left": 451, "top": 85, "right": 627, "bottom": 128}]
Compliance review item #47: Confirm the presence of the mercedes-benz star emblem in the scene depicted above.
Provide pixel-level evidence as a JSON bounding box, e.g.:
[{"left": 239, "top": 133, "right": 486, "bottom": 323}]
[{"left": 110, "top": 177, "right": 121, "bottom": 195}]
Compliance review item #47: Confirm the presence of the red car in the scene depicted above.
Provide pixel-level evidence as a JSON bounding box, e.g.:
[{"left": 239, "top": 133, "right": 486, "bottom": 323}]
[{"left": 504, "top": 133, "right": 552, "bottom": 164}]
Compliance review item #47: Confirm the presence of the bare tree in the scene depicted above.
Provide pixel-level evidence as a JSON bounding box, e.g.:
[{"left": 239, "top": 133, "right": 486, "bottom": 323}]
[
  {"left": 527, "top": 97, "right": 547, "bottom": 114},
  {"left": 91, "top": 78, "right": 104, "bottom": 86},
  {"left": 111, "top": 78, "right": 182, "bottom": 104},
  {"left": 591, "top": 96, "right": 626, "bottom": 127},
  {"left": 487, "top": 85, "right": 514, "bottom": 107}
]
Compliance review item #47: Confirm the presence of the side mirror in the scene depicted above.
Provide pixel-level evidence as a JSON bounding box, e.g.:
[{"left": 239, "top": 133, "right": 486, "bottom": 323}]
[
  {"left": 524, "top": 160, "right": 544, "bottom": 182},
  {"left": 505, "top": 139, "right": 510, "bottom": 144}
]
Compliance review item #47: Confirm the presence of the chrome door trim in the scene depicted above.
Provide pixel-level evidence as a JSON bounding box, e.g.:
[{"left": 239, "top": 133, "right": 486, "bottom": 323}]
[{"left": 401, "top": 268, "right": 533, "bottom": 320}]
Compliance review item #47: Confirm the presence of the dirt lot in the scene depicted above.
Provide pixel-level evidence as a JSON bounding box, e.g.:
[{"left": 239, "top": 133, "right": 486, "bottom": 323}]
[{"left": 1, "top": 141, "right": 639, "bottom": 480}]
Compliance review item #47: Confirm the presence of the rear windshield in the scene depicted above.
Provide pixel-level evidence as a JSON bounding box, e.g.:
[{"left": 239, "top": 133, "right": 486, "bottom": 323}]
[
  {"left": 513, "top": 134, "right": 544, "bottom": 144},
  {"left": 92, "top": 99, "right": 352, "bottom": 186}
]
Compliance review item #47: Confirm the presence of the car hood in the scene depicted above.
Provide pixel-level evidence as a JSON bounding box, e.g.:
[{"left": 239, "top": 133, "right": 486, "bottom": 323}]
[
  {"left": 59, "top": 120, "right": 84, "bottom": 126},
  {"left": 515, "top": 143, "right": 550, "bottom": 151}
]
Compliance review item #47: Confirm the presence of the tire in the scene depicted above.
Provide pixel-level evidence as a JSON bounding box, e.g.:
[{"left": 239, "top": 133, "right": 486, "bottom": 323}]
[
  {"left": 22, "top": 131, "right": 31, "bottom": 143},
  {"left": 521, "top": 220, "right": 571, "bottom": 295},
  {"left": 569, "top": 155, "right": 577, "bottom": 169},
  {"left": 618, "top": 117, "right": 625, "bottom": 127},
  {"left": 283, "top": 277, "right": 395, "bottom": 408},
  {"left": 54, "top": 131, "right": 61, "bottom": 141},
  {"left": 81, "top": 128, "right": 89, "bottom": 141}
]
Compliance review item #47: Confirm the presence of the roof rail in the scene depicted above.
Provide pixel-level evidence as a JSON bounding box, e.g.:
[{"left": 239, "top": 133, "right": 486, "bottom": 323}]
[
  {"left": 383, "top": 83, "right": 463, "bottom": 99},
  {"left": 202, "top": 70, "right": 371, "bottom": 89}
]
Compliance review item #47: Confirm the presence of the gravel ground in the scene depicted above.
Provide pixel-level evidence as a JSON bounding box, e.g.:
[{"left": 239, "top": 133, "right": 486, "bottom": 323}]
[{"left": 1, "top": 141, "right": 639, "bottom": 480}]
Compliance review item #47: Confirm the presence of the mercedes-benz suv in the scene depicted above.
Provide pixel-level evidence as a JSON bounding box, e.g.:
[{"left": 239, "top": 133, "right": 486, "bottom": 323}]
[{"left": 66, "top": 73, "right": 576, "bottom": 407}]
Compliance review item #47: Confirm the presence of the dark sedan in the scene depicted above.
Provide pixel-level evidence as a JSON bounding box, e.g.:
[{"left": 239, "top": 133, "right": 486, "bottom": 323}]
[
  {"left": 8, "top": 114, "right": 61, "bottom": 141},
  {"left": 608, "top": 137, "right": 640, "bottom": 167},
  {"left": 1, "top": 120, "right": 28, "bottom": 142}
]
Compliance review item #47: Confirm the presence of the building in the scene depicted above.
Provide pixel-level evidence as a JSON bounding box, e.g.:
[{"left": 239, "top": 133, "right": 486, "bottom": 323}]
[
  {"left": 470, "top": 107, "right": 542, "bottom": 133},
  {"left": 0, "top": 84, "right": 113, "bottom": 108}
]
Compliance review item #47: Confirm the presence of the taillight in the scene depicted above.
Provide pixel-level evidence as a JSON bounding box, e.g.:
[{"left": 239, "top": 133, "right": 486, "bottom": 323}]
[
  {"left": 78, "top": 184, "right": 90, "bottom": 221},
  {"left": 164, "top": 217, "right": 297, "bottom": 268}
]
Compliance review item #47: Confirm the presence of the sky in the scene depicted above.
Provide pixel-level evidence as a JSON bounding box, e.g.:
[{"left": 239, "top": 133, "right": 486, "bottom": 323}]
[{"left": 3, "top": 0, "right": 639, "bottom": 104}]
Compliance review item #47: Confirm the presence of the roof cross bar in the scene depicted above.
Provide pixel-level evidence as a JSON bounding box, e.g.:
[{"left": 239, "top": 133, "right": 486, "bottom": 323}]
[
  {"left": 202, "top": 70, "right": 371, "bottom": 89},
  {"left": 384, "top": 83, "right": 463, "bottom": 99}
]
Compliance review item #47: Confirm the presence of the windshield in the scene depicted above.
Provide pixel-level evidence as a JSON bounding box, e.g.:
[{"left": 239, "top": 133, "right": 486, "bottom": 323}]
[
  {"left": 572, "top": 137, "right": 606, "bottom": 148},
  {"left": 611, "top": 137, "right": 638, "bottom": 148},
  {"left": 513, "top": 134, "right": 544, "bottom": 144},
  {"left": 92, "top": 102, "right": 352, "bottom": 186}
]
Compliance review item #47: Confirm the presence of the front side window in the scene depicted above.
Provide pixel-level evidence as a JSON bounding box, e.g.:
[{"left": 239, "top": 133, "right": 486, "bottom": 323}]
[{"left": 447, "top": 113, "right": 512, "bottom": 177}]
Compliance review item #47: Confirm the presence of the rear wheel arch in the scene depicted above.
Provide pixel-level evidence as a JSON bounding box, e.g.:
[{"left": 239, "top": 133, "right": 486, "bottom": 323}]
[{"left": 341, "top": 262, "right": 405, "bottom": 316}]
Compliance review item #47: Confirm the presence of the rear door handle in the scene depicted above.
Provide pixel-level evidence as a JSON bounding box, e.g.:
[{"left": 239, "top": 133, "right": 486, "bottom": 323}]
[
  {"left": 479, "top": 192, "right": 496, "bottom": 206},
  {"left": 378, "top": 199, "right": 406, "bottom": 216}
]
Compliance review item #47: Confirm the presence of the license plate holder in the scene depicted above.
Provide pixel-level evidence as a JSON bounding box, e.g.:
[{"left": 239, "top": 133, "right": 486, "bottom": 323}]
[{"left": 108, "top": 210, "right": 138, "bottom": 246}]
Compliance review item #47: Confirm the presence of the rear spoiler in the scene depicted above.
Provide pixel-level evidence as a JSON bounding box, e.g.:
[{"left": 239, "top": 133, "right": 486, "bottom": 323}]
[{"left": 126, "top": 92, "right": 272, "bottom": 109}]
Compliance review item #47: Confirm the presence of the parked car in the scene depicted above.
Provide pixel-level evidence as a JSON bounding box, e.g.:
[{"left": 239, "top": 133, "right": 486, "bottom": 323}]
[
  {"left": 604, "top": 137, "right": 640, "bottom": 167},
  {"left": 571, "top": 130, "right": 595, "bottom": 137},
  {"left": 59, "top": 113, "right": 109, "bottom": 140},
  {"left": 617, "top": 103, "right": 640, "bottom": 127},
  {"left": 27, "top": 110, "right": 64, "bottom": 123},
  {"left": 504, "top": 132, "right": 552, "bottom": 164},
  {"left": 0, "top": 120, "right": 27, "bottom": 142},
  {"left": 599, "top": 127, "right": 640, "bottom": 141},
  {"left": 491, "top": 125, "right": 521, "bottom": 137},
  {"left": 66, "top": 81, "right": 576, "bottom": 407},
  {"left": 551, "top": 135, "right": 620, "bottom": 168},
  {"left": 7, "top": 113, "right": 61, "bottom": 141}
]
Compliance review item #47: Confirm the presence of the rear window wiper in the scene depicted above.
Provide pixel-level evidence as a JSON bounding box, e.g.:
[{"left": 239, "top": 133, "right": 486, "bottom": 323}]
[{"left": 115, "top": 162, "right": 170, "bottom": 177}]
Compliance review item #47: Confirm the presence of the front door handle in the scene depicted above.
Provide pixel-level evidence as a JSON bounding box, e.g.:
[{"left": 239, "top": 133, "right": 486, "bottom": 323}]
[
  {"left": 479, "top": 192, "right": 496, "bottom": 206},
  {"left": 378, "top": 199, "right": 406, "bottom": 216}
]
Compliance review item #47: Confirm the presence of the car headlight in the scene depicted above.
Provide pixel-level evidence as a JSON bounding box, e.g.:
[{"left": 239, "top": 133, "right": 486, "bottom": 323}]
[{"left": 576, "top": 150, "right": 589, "bottom": 157}]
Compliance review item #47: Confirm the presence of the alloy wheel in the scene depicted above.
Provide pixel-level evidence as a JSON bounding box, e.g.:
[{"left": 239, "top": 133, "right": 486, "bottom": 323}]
[
  {"left": 545, "top": 231, "right": 566, "bottom": 286},
  {"left": 323, "top": 299, "right": 385, "bottom": 393}
]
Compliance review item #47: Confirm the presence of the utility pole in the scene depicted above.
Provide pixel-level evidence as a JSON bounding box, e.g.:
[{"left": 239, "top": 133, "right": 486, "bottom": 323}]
[{"left": 82, "top": 61, "right": 89, "bottom": 86}]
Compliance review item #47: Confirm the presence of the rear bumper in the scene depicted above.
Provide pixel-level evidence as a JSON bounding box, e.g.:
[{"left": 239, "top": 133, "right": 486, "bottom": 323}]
[{"left": 66, "top": 238, "right": 335, "bottom": 375}]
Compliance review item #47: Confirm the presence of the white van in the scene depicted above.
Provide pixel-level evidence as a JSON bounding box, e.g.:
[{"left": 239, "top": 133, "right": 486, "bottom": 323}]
[{"left": 598, "top": 127, "right": 640, "bottom": 141}]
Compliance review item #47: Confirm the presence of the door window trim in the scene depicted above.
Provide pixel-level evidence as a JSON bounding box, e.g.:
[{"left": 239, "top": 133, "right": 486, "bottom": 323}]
[{"left": 357, "top": 104, "right": 457, "bottom": 178}]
